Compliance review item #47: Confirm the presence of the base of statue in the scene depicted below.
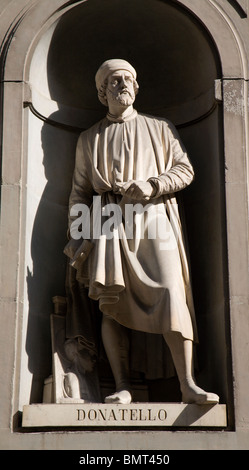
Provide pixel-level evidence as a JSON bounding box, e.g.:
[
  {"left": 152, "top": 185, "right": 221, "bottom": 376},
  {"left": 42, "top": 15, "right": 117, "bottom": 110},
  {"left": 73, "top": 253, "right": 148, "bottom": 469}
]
[{"left": 22, "top": 402, "right": 227, "bottom": 428}]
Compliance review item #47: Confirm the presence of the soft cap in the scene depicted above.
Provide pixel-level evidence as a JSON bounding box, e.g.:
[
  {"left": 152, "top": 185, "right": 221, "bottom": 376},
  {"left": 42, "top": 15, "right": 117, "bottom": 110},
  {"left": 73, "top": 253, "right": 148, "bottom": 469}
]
[{"left": 95, "top": 59, "right": 137, "bottom": 90}]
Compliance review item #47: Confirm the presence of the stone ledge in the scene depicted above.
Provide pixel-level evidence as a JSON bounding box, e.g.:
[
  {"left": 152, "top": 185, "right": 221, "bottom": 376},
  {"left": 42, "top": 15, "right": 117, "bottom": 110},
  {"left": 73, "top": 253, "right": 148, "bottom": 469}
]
[{"left": 22, "top": 403, "right": 227, "bottom": 428}]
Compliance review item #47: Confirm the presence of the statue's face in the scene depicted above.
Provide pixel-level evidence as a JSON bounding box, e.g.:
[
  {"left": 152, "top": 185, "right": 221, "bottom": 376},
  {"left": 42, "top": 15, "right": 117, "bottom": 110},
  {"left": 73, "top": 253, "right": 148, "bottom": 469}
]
[{"left": 106, "top": 70, "right": 136, "bottom": 107}]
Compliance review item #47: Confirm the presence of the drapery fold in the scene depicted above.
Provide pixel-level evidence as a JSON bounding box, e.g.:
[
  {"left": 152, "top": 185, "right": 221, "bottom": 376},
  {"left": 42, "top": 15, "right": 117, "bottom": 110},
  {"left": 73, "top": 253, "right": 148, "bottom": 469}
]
[{"left": 65, "top": 113, "right": 197, "bottom": 342}]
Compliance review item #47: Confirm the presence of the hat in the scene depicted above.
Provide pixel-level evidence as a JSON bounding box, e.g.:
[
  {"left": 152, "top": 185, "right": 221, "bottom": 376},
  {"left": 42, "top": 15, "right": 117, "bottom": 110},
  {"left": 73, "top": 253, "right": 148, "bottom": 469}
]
[{"left": 95, "top": 59, "right": 137, "bottom": 91}]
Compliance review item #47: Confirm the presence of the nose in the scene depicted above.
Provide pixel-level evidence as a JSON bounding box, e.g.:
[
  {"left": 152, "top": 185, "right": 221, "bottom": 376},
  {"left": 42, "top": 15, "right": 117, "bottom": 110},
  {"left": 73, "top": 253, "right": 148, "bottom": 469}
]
[{"left": 120, "top": 76, "right": 128, "bottom": 88}]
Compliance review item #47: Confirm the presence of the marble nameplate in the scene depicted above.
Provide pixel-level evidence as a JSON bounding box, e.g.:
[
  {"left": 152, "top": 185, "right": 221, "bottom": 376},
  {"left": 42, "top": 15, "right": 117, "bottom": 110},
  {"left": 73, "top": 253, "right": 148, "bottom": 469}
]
[{"left": 22, "top": 403, "right": 227, "bottom": 428}]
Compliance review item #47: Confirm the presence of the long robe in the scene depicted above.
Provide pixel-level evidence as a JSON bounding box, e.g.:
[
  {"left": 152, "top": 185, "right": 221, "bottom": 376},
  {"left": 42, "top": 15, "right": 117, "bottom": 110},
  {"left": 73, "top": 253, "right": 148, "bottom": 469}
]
[{"left": 65, "top": 111, "right": 197, "bottom": 344}]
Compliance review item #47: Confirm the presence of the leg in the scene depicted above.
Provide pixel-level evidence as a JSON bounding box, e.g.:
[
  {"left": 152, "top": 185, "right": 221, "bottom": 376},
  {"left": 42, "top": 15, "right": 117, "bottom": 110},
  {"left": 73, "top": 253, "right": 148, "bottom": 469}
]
[
  {"left": 163, "top": 331, "right": 219, "bottom": 404},
  {"left": 101, "top": 314, "right": 132, "bottom": 404}
]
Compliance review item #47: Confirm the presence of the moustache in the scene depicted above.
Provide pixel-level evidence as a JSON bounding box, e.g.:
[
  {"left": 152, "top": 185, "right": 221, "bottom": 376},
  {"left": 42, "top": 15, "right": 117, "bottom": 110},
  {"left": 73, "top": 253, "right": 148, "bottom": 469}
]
[{"left": 107, "top": 88, "right": 133, "bottom": 98}]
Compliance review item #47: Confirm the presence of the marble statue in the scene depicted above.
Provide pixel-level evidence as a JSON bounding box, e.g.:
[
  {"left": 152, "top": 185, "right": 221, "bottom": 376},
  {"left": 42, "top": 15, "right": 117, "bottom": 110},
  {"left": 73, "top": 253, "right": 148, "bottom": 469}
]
[{"left": 64, "top": 59, "right": 219, "bottom": 405}]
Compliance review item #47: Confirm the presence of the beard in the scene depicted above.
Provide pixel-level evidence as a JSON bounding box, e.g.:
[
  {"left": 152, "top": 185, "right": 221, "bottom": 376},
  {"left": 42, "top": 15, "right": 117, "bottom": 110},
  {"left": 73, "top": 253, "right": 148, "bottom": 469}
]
[{"left": 106, "top": 88, "right": 135, "bottom": 107}]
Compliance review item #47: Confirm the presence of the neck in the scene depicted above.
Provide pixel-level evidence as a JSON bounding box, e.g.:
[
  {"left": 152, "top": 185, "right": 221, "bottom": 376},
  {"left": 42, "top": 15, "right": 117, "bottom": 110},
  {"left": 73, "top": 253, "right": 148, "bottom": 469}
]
[{"left": 107, "top": 104, "right": 134, "bottom": 121}]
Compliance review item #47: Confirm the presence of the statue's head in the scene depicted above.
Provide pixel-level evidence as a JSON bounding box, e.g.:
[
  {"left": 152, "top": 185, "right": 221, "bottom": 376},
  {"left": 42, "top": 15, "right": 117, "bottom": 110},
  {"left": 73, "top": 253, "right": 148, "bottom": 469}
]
[{"left": 95, "top": 59, "right": 139, "bottom": 108}]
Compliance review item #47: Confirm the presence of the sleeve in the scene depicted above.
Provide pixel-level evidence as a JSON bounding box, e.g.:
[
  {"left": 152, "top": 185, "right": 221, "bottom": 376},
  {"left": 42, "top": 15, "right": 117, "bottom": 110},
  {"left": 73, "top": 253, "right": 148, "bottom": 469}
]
[
  {"left": 68, "top": 132, "right": 94, "bottom": 235},
  {"left": 147, "top": 121, "right": 194, "bottom": 197}
]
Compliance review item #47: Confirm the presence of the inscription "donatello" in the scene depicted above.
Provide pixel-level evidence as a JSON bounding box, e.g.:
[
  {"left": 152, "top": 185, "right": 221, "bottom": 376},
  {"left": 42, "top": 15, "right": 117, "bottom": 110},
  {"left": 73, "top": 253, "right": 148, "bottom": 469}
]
[{"left": 77, "top": 407, "right": 167, "bottom": 423}]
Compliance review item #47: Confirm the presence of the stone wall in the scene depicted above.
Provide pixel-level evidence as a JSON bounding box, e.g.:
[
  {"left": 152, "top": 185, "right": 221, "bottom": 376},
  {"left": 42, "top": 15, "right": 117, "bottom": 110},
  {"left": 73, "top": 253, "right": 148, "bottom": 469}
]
[{"left": 0, "top": 0, "right": 249, "bottom": 450}]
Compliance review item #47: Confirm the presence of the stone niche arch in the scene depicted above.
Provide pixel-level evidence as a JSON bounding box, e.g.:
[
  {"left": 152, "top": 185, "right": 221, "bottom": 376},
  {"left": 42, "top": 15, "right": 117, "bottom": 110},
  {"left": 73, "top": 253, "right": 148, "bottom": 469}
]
[
  {"left": 1, "top": 0, "right": 248, "bottom": 431},
  {"left": 21, "top": 0, "right": 230, "bottom": 410}
]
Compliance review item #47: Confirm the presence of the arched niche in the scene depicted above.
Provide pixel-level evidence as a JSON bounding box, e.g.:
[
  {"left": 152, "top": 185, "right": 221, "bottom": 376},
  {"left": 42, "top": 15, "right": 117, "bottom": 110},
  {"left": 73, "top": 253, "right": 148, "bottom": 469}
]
[
  {"left": 18, "top": 0, "right": 233, "bottom": 415},
  {"left": 29, "top": 0, "right": 220, "bottom": 129}
]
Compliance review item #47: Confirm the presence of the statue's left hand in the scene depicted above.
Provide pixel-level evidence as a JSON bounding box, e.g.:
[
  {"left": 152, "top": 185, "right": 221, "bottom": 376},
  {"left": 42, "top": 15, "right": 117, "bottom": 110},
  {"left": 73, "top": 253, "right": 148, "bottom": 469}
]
[{"left": 118, "top": 180, "right": 154, "bottom": 200}]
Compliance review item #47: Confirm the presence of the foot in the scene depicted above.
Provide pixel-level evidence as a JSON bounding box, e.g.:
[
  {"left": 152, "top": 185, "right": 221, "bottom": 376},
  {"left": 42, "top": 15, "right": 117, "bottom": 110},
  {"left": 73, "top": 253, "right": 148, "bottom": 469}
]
[
  {"left": 104, "top": 390, "right": 132, "bottom": 404},
  {"left": 181, "top": 379, "right": 219, "bottom": 405}
]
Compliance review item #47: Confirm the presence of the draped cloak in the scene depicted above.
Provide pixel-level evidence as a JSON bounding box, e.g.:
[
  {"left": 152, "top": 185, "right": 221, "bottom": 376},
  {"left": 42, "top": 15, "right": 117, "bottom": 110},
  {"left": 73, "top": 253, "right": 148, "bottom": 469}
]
[{"left": 65, "top": 111, "right": 198, "bottom": 349}]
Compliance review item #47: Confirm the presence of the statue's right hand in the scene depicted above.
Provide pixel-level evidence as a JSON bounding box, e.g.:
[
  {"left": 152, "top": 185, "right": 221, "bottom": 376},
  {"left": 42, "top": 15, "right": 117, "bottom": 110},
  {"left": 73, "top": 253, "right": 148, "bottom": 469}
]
[{"left": 119, "top": 180, "right": 154, "bottom": 200}]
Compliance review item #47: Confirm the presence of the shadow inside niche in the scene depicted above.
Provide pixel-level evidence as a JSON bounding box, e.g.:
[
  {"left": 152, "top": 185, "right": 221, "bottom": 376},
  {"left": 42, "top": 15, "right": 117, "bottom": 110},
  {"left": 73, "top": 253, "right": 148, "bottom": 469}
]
[{"left": 26, "top": 112, "right": 79, "bottom": 403}]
